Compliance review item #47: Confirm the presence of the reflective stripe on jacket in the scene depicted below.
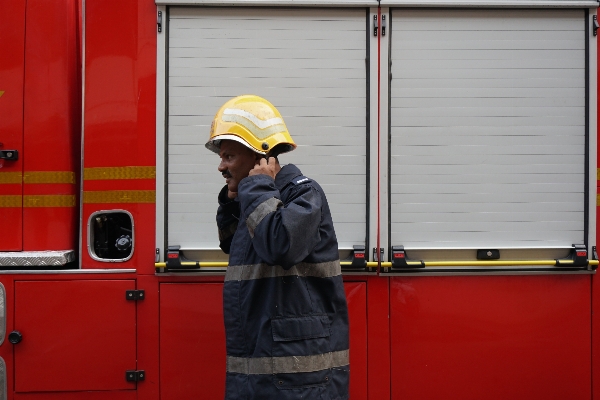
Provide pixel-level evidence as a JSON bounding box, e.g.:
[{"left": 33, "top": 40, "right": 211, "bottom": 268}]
[{"left": 217, "top": 164, "right": 350, "bottom": 400}]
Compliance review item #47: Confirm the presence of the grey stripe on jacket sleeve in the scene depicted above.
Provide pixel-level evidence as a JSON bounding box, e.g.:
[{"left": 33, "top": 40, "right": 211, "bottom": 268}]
[
  {"left": 225, "top": 260, "right": 342, "bottom": 282},
  {"left": 246, "top": 197, "right": 282, "bottom": 238}
]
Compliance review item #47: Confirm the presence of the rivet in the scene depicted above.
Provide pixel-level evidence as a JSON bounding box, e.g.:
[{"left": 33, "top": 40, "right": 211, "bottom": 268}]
[
  {"left": 325, "top": 376, "right": 329, "bottom": 381},
  {"left": 279, "top": 381, "right": 283, "bottom": 385},
  {"left": 262, "top": 142, "right": 269, "bottom": 150}
]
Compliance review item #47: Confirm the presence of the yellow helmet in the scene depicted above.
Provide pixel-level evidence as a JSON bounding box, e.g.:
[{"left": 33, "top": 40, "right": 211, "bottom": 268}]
[{"left": 205, "top": 95, "right": 296, "bottom": 156}]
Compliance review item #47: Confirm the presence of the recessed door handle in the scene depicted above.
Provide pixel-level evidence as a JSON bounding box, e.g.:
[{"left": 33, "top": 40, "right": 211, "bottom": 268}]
[
  {"left": 8, "top": 331, "right": 22, "bottom": 344},
  {"left": 0, "top": 150, "right": 18, "bottom": 161}
]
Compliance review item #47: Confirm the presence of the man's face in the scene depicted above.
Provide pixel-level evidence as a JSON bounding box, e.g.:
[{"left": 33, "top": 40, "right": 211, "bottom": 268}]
[{"left": 218, "top": 140, "right": 260, "bottom": 195}]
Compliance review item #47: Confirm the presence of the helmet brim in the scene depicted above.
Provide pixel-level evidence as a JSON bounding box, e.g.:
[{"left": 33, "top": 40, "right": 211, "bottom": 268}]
[{"left": 205, "top": 134, "right": 266, "bottom": 155}]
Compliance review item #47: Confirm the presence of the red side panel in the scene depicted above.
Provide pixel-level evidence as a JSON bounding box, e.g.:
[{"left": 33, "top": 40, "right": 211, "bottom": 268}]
[
  {"left": 82, "top": 0, "right": 156, "bottom": 271},
  {"left": 22, "top": 0, "right": 80, "bottom": 251},
  {"left": 14, "top": 392, "right": 136, "bottom": 400},
  {"left": 345, "top": 281, "right": 368, "bottom": 399},
  {"left": 159, "top": 283, "right": 226, "bottom": 399},
  {"left": 0, "top": 0, "right": 26, "bottom": 251},
  {"left": 159, "top": 280, "right": 368, "bottom": 399},
  {"left": 390, "top": 276, "right": 591, "bottom": 399},
  {"left": 367, "top": 275, "right": 391, "bottom": 400},
  {"left": 14, "top": 280, "right": 137, "bottom": 392}
]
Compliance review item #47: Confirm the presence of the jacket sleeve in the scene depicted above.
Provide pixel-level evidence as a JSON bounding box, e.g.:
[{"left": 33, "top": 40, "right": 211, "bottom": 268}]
[
  {"left": 216, "top": 185, "right": 240, "bottom": 254},
  {"left": 238, "top": 174, "right": 322, "bottom": 269}
]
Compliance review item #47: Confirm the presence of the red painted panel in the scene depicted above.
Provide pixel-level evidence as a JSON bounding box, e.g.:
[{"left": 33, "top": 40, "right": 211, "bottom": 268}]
[
  {"left": 22, "top": 0, "right": 80, "bottom": 251},
  {"left": 391, "top": 275, "right": 591, "bottom": 400},
  {"left": 14, "top": 280, "right": 137, "bottom": 392},
  {"left": 82, "top": 0, "right": 157, "bottom": 272},
  {"left": 345, "top": 281, "right": 368, "bottom": 399},
  {"left": 0, "top": 0, "right": 26, "bottom": 250},
  {"left": 159, "top": 283, "right": 226, "bottom": 400},
  {"left": 160, "top": 280, "right": 368, "bottom": 399},
  {"left": 137, "top": 275, "right": 160, "bottom": 400},
  {"left": 84, "top": 0, "right": 156, "bottom": 168},
  {"left": 14, "top": 392, "right": 136, "bottom": 400},
  {"left": 367, "top": 275, "right": 391, "bottom": 400}
]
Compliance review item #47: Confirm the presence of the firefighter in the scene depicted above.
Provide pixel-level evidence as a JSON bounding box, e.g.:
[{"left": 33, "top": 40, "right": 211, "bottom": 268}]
[{"left": 206, "top": 95, "right": 350, "bottom": 399}]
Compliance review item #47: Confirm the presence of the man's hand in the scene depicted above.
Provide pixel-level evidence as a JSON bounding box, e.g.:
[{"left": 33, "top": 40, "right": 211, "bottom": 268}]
[{"left": 249, "top": 157, "right": 281, "bottom": 180}]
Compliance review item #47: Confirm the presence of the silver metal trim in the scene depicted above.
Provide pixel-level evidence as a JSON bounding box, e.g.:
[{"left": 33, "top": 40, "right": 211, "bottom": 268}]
[
  {"left": 0, "top": 269, "right": 136, "bottom": 275},
  {"left": 0, "top": 251, "right": 75, "bottom": 267},
  {"left": 155, "top": 0, "right": 596, "bottom": 6},
  {"left": 368, "top": 7, "right": 380, "bottom": 263},
  {"left": 87, "top": 210, "right": 134, "bottom": 262},
  {"left": 156, "top": 5, "right": 167, "bottom": 263},
  {"left": 156, "top": 0, "right": 377, "bottom": 5},
  {"left": 0, "top": 283, "right": 5, "bottom": 346},
  {"left": 0, "top": 357, "right": 6, "bottom": 400},
  {"left": 588, "top": 9, "right": 598, "bottom": 257},
  {"left": 383, "top": 269, "right": 596, "bottom": 276},
  {"left": 381, "top": 0, "right": 598, "bottom": 6}
]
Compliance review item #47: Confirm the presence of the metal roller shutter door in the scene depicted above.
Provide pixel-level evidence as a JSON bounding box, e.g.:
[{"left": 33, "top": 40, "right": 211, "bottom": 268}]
[
  {"left": 167, "top": 8, "right": 368, "bottom": 251},
  {"left": 389, "top": 9, "right": 586, "bottom": 249}
]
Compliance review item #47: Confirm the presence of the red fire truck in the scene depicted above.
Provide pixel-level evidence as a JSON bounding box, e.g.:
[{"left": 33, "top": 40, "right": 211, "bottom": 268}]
[{"left": 2, "top": 0, "right": 600, "bottom": 398}]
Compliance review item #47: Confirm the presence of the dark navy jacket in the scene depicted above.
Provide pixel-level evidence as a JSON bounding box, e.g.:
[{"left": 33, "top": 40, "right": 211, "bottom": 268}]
[{"left": 217, "top": 164, "right": 350, "bottom": 400}]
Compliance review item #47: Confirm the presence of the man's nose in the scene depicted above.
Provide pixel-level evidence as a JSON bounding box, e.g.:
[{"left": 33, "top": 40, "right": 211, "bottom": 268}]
[{"left": 218, "top": 161, "right": 226, "bottom": 172}]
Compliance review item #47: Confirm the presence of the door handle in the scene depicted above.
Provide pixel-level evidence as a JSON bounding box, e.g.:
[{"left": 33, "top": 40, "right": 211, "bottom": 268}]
[
  {"left": 8, "top": 331, "right": 22, "bottom": 344},
  {"left": 0, "top": 150, "right": 18, "bottom": 160}
]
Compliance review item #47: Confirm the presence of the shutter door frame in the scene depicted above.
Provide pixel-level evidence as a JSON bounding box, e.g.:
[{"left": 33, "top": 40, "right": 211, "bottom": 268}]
[
  {"left": 156, "top": 6, "right": 373, "bottom": 263},
  {"left": 386, "top": 7, "right": 597, "bottom": 261}
]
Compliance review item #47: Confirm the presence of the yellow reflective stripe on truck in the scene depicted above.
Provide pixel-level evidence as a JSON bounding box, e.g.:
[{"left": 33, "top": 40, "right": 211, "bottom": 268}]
[
  {"left": 84, "top": 166, "right": 156, "bottom": 180},
  {"left": 24, "top": 171, "right": 75, "bottom": 184},
  {"left": 0, "top": 171, "right": 77, "bottom": 184},
  {"left": 24, "top": 195, "right": 76, "bottom": 207},
  {"left": 83, "top": 190, "right": 155, "bottom": 204}
]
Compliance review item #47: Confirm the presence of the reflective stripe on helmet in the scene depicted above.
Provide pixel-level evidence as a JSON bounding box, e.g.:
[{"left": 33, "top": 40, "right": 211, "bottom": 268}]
[{"left": 222, "top": 108, "right": 287, "bottom": 140}]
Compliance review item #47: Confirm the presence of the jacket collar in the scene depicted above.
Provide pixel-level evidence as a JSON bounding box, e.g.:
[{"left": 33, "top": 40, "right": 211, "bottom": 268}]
[{"left": 274, "top": 164, "right": 303, "bottom": 190}]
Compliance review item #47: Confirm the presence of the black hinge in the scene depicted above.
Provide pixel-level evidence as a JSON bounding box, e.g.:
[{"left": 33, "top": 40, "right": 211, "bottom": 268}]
[
  {"left": 594, "top": 15, "right": 599, "bottom": 36},
  {"left": 126, "top": 370, "right": 145, "bottom": 382},
  {"left": 373, "top": 15, "right": 378, "bottom": 36},
  {"left": 126, "top": 290, "right": 145, "bottom": 301},
  {"left": 373, "top": 15, "right": 386, "bottom": 37},
  {"left": 157, "top": 11, "right": 162, "bottom": 33}
]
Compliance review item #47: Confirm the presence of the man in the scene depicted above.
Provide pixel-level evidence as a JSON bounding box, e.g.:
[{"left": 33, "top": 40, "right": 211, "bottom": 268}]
[{"left": 206, "top": 95, "right": 350, "bottom": 399}]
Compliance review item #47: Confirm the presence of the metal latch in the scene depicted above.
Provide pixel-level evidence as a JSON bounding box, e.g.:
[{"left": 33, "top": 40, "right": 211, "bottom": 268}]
[
  {"left": 126, "top": 290, "right": 145, "bottom": 301},
  {"left": 381, "top": 15, "right": 386, "bottom": 36},
  {"left": 349, "top": 245, "right": 366, "bottom": 268},
  {"left": 555, "top": 244, "right": 592, "bottom": 268},
  {"left": 594, "top": 15, "right": 598, "bottom": 37},
  {"left": 157, "top": 11, "right": 162, "bottom": 33},
  {"left": 0, "top": 150, "right": 18, "bottom": 160},
  {"left": 391, "top": 246, "right": 424, "bottom": 269},
  {"left": 167, "top": 245, "right": 182, "bottom": 268},
  {"left": 126, "top": 370, "right": 145, "bottom": 382},
  {"left": 373, "top": 15, "right": 378, "bottom": 36}
]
